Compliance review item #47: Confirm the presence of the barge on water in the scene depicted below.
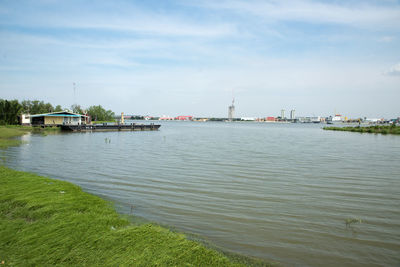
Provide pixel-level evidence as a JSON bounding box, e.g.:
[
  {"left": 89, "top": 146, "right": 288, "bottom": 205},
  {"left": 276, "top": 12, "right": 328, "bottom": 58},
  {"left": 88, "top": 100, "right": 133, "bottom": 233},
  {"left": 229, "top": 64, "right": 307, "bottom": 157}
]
[{"left": 61, "top": 123, "right": 160, "bottom": 132}]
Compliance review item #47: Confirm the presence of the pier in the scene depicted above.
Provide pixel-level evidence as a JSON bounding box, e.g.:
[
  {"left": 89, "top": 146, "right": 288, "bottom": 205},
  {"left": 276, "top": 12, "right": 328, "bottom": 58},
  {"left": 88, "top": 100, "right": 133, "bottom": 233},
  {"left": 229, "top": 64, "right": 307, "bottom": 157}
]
[{"left": 61, "top": 123, "right": 161, "bottom": 132}]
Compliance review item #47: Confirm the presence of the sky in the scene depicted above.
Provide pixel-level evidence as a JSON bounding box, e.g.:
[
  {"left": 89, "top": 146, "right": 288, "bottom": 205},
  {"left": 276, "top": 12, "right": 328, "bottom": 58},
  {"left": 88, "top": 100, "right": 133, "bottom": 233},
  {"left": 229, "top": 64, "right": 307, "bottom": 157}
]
[{"left": 0, "top": 0, "right": 399, "bottom": 118}]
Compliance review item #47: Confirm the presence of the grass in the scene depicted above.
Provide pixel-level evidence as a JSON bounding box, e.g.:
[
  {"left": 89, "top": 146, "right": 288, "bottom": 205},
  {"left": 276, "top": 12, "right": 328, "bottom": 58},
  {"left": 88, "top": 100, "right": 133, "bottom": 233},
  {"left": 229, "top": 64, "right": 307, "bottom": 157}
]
[
  {"left": 0, "top": 126, "right": 31, "bottom": 149},
  {"left": 0, "top": 166, "right": 249, "bottom": 266},
  {"left": 0, "top": 126, "right": 62, "bottom": 149},
  {"left": 323, "top": 125, "right": 400, "bottom": 135}
]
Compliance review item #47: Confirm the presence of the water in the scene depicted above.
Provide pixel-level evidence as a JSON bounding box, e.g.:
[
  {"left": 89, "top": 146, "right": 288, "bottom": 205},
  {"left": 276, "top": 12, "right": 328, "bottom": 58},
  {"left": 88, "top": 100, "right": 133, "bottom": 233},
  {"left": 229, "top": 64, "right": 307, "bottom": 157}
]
[{"left": 4, "top": 122, "right": 400, "bottom": 266}]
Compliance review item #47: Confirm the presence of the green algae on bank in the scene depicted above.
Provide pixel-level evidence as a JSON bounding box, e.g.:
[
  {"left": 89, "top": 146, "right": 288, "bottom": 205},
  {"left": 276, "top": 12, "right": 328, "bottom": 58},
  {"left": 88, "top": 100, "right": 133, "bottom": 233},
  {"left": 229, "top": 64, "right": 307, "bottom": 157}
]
[
  {"left": 323, "top": 125, "right": 400, "bottom": 135},
  {"left": 0, "top": 166, "right": 246, "bottom": 266}
]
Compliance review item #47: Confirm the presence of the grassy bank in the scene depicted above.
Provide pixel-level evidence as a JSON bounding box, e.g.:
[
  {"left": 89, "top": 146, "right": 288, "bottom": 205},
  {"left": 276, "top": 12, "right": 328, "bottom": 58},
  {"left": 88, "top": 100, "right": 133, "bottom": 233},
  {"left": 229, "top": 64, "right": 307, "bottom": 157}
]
[
  {"left": 0, "top": 166, "right": 247, "bottom": 266},
  {"left": 323, "top": 125, "right": 400, "bottom": 135},
  {"left": 0, "top": 126, "right": 32, "bottom": 149},
  {"left": 0, "top": 126, "right": 61, "bottom": 149}
]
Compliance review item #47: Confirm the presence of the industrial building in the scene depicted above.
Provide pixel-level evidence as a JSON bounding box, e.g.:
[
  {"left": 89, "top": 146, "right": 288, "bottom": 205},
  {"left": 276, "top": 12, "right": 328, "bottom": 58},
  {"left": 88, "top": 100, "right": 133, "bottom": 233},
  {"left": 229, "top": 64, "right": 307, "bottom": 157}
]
[
  {"left": 290, "top": 109, "right": 296, "bottom": 120},
  {"left": 228, "top": 98, "right": 235, "bottom": 122},
  {"left": 175, "top": 116, "right": 193, "bottom": 121}
]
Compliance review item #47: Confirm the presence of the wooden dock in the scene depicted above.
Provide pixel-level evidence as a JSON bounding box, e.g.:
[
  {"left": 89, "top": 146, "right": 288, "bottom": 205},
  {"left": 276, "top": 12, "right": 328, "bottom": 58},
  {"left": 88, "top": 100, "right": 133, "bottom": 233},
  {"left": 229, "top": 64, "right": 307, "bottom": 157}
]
[{"left": 60, "top": 123, "right": 161, "bottom": 132}]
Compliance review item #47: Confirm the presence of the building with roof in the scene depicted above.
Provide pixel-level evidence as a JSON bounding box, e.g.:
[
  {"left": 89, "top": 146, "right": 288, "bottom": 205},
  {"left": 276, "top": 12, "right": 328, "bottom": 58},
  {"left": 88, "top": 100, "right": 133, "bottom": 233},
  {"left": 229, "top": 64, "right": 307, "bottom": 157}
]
[
  {"left": 25, "top": 111, "right": 89, "bottom": 126},
  {"left": 175, "top": 116, "right": 193, "bottom": 121}
]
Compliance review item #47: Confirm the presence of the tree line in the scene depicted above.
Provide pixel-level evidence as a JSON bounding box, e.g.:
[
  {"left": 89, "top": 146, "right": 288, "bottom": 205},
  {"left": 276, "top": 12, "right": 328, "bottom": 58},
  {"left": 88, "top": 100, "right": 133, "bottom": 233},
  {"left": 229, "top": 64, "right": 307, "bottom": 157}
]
[{"left": 0, "top": 99, "right": 115, "bottom": 125}]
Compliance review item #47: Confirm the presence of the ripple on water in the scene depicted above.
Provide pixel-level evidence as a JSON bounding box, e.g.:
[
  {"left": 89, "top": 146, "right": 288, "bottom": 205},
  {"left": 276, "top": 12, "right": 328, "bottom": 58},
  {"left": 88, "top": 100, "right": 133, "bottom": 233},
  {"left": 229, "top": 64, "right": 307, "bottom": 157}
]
[{"left": 5, "top": 122, "right": 400, "bottom": 266}]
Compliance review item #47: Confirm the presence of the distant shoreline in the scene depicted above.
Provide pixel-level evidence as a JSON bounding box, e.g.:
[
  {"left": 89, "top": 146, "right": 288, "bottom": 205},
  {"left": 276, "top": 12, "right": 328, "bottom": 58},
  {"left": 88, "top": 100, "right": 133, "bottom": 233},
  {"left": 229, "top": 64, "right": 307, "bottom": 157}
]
[{"left": 323, "top": 125, "right": 400, "bottom": 135}]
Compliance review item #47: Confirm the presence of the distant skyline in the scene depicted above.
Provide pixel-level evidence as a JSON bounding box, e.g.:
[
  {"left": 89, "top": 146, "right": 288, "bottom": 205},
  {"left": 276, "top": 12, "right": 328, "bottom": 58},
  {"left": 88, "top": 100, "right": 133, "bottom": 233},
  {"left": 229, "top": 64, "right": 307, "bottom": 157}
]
[{"left": 0, "top": 0, "right": 399, "bottom": 118}]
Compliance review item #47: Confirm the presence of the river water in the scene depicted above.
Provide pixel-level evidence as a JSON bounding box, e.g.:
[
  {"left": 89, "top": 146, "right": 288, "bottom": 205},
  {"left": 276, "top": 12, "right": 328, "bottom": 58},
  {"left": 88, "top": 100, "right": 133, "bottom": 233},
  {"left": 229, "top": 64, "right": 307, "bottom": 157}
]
[{"left": 4, "top": 122, "right": 400, "bottom": 266}]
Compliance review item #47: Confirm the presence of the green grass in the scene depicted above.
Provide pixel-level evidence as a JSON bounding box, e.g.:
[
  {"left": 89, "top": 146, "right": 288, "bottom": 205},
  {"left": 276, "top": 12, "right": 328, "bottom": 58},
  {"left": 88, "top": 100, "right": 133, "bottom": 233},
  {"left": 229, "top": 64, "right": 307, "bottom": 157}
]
[
  {"left": 0, "top": 166, "right": 249, "bottom": 266},
  {"left": 0, "top": 126, "right": 62, "bottom": 149},
  {"left": 0, "top": 126, "right": 31, "bottom": 149},
  {"left": 323, "top": 125, "right": 400, "bottom": 135}
]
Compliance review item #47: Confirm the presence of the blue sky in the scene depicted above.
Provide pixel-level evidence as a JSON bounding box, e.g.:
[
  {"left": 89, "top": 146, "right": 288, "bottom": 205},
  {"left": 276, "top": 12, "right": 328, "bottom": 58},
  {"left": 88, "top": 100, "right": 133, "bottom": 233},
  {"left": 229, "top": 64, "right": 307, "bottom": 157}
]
[{"left": 0, "top": 0, "right": 399, "bottom": 118}]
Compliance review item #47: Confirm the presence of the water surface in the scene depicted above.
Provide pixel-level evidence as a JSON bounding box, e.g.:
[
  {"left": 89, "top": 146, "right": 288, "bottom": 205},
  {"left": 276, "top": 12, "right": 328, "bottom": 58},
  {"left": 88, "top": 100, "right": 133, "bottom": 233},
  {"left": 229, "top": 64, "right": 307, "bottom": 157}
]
[{"left": 5, "top": 122, "right": 400, "bottom": 266}]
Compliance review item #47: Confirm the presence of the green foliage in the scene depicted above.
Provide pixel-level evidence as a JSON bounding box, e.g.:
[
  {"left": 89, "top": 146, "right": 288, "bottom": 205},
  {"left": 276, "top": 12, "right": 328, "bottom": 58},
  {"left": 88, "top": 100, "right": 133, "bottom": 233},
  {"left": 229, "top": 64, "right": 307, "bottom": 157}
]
[
  {"left": 1, "top": 98, "right": 116, "bottom": 127},
  {"left": 87, "top": 105, "right": 115, "bottom": 121},
  {"left": 54, "top": 105, "right": 63, "bottom": 112},
  {"left": 0, "top": 166, "right": 246, "bottom": 266},
  {"left": 0, "top": 99, "right": 22, "bottom": 125},
  {"left": 131, "top": 115, "right": 144, "bottom": 120},
  {"left": 21, "top": 100, "right": 54, "bottom": 114},
  {"left": 323, "top": 125, "right": 400, "bottom": 135},
  {"left": 70, "top": 104, "right": 84, "bottom": 114}
]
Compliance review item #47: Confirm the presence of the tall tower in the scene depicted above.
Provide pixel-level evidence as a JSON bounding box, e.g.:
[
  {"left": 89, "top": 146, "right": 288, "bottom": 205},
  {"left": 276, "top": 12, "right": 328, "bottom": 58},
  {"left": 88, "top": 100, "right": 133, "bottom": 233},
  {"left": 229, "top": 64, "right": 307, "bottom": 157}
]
[
  {"left": 290, "top": 109, "right": 295, "bottom": 120},
  {"left": 281, "top": 109, "right": 285, "bottom": 119},
  {"left": 228, "top": 98, "right": 235, "bottom": 122}
]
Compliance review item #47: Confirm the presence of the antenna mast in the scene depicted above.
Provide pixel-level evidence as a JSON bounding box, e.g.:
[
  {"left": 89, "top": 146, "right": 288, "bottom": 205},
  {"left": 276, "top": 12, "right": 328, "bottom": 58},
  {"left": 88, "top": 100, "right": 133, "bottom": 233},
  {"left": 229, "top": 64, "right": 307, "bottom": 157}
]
[{"left": 73, "top": 82, "right": 76, "bottom": 105}]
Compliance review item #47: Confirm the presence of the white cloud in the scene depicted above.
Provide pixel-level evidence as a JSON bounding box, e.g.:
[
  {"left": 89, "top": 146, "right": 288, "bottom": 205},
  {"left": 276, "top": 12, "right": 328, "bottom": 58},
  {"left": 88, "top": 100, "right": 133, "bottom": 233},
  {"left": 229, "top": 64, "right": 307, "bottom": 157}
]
[
  {"left": 379, "top": 36, "right": 395, "bottom": 42},
  {"left": 384, "top": 63, "right": 400, "bottom": 76},
  {"left": 56, "top": 16, "right": 236, "bottom": 37}
]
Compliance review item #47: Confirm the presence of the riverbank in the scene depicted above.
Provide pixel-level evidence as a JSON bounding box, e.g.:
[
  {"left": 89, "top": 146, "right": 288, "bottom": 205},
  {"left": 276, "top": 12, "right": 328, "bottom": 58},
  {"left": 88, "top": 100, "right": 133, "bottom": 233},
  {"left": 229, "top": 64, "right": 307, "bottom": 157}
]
[
  {"left": 0, "top": 126, "right": 31, "bottom": 148},
  {"left": 0, "top": 166, "right": 248, "bottom": 266},
  {"left": 323, "top": 125, "right": 400, "bottom": 135},
  {"left": 0, "top": 126, "right": 61, "bottom": 148},
  {"left": 0, "top": 126, "right": 272, "bottom": 266}
]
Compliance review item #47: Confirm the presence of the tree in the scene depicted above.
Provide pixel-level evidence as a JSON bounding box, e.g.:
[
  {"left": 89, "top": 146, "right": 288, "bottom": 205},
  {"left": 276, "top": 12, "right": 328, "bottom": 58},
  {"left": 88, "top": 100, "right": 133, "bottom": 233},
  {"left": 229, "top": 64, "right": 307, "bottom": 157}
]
[
  {"left": 71, "top": 104, "right": 84, "bottom": 114},
  {"left": 86, "top": 105, "right": 115, "bottom": 121},
  {"left": 131, "top": 116, "right": 144, "bottom": 120},
  {"left": 0, "top": 99, "right": 22, "bottom": 125},
  {"left": 21, "top": 100, "right": 54, "bottom": 114},
  {"left": 54, "top": 105, "right": 63, "bottom": 112}
]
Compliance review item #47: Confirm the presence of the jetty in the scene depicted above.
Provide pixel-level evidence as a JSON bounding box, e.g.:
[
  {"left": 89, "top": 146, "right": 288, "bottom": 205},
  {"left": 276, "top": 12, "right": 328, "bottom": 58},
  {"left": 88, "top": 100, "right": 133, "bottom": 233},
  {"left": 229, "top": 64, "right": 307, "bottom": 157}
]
[{"left": 61, "top": 123, "right": 160, "bottom": 132}]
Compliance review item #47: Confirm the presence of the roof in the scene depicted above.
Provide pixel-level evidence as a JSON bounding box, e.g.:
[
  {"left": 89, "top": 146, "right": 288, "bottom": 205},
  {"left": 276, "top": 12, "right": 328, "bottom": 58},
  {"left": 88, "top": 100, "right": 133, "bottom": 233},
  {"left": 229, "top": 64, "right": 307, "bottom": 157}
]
[{"left": 30, "top": 111, "right": 88, "bottom": 118}]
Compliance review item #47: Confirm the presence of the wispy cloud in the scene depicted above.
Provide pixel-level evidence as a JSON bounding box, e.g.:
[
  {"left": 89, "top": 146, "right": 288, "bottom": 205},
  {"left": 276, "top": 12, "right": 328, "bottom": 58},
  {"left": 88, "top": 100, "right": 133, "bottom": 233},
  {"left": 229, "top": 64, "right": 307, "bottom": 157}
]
[
  {"left": 0, "top": 2, "right": 237, "bottom": 37},
  {"left": 189, "top": 0, "right": 400, "bottom": 30},
  {"left": 378, "top": 36, "right": 395, "bottom": 42}
]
